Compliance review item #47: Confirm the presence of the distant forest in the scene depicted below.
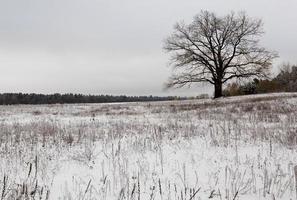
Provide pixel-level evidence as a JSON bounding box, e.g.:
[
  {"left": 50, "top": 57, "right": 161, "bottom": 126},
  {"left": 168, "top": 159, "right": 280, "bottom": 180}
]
[
  {"left": 223, "top": 64, "right": 297, "bottom": 96},
  {"left": 0, "top": 93, "right": 190, "bottom": 105}
]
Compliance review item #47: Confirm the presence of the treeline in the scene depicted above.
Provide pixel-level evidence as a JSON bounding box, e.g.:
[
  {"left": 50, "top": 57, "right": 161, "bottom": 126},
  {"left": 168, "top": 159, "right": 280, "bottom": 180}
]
[
  {"left": 0, "top": 93, "right": 186, "bottom": 105},
  {"left": 223, "top": 64, "right": 297, "bottom": 96}
]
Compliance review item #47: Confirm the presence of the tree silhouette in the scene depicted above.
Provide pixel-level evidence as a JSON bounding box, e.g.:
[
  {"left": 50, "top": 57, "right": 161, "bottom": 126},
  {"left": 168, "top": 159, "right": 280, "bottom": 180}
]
[{"left": 164, "top": 11, "right": 277, "bottom": 98}]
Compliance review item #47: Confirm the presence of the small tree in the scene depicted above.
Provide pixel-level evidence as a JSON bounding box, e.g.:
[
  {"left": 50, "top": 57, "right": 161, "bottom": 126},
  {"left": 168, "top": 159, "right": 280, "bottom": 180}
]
[
  {"left": 164, "top": 11, "right": 278, "bottom": 98},
  {"left": 275, "top": 63, "right": 297, "bottom": 92}
]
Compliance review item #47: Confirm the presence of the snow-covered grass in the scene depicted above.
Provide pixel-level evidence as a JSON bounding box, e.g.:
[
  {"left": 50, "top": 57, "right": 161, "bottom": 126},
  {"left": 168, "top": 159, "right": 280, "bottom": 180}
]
[{"left": 0, "top": 93, "right": 296, "bottom": 199}]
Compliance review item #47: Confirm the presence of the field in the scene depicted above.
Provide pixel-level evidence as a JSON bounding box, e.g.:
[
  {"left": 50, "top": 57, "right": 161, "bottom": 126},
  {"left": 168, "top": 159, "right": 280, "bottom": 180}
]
[{"left": 0, "top": 93, "right": 297, "bottom": 200}]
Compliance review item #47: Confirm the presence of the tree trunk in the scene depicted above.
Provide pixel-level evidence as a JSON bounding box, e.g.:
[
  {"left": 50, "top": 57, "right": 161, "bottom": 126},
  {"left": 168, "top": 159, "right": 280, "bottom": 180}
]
[{"left": 214, "top": 82, "right": 223, "bottom": 98}]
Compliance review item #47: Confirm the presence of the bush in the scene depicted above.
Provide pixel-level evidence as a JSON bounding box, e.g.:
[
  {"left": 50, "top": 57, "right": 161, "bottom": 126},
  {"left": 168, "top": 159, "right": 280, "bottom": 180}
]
[
  {"left": 223, "top": 83, "right": 242, "bottom": 96},
  {"left": 223, "top": 79, "right": 281, "bottom": 97}
]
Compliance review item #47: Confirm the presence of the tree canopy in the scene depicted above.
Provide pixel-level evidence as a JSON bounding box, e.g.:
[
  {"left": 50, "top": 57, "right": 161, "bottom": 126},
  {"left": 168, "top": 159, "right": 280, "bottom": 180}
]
[{"left": 164, "top": 10, "right": 278, "bottom": 98}]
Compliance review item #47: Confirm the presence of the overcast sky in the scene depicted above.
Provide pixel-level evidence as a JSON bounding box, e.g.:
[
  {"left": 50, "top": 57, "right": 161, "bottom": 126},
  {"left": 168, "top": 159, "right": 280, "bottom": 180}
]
[{"left": 0, "top": 0, "right": 296, "bottom": 96}]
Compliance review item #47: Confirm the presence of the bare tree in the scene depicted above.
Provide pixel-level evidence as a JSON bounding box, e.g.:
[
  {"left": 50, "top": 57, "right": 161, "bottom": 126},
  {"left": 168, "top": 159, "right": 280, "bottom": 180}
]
[
  {"left": 164, "top": 11, "right": 278, "bottom": 98},
  {"left": 278, "top": 62, "right": 294, "bottom": 74}
]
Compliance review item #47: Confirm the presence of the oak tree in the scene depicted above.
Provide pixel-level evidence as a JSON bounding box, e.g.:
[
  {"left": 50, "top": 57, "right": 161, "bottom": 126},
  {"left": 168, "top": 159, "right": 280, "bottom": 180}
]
[{"left": 164, "top": 11, "right": 277, "bottom": 98}]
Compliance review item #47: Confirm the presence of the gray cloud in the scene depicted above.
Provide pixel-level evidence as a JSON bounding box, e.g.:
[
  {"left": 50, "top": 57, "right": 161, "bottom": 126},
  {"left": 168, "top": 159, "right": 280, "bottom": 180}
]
[{"left": 0, "top": 0, "right": 296, "bottom": 96}]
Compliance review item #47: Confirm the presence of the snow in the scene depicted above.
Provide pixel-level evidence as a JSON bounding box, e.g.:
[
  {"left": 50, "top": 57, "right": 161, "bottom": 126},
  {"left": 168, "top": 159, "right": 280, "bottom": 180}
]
[{"left": 0, "top": 93, "right": 296, "bottom": 199}]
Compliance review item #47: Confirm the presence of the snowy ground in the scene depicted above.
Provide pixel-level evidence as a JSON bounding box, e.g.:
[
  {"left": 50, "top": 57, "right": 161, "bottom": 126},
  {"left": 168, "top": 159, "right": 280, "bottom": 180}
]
[{"left": 0, "top": 93, "right": 297, "bottom": 200}]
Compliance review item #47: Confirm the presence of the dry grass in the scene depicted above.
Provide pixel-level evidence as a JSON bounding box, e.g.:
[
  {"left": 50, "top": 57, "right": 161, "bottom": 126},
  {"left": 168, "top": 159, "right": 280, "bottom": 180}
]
[{"left": 0, "top": 93, "right": 296, "bottom": 199}]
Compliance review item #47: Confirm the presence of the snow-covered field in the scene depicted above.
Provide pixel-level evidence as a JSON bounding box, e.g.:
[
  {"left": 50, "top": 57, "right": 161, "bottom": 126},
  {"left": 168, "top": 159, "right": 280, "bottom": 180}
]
[{"left": 0, "top": 93, "right": 297, "bottom": 200}]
